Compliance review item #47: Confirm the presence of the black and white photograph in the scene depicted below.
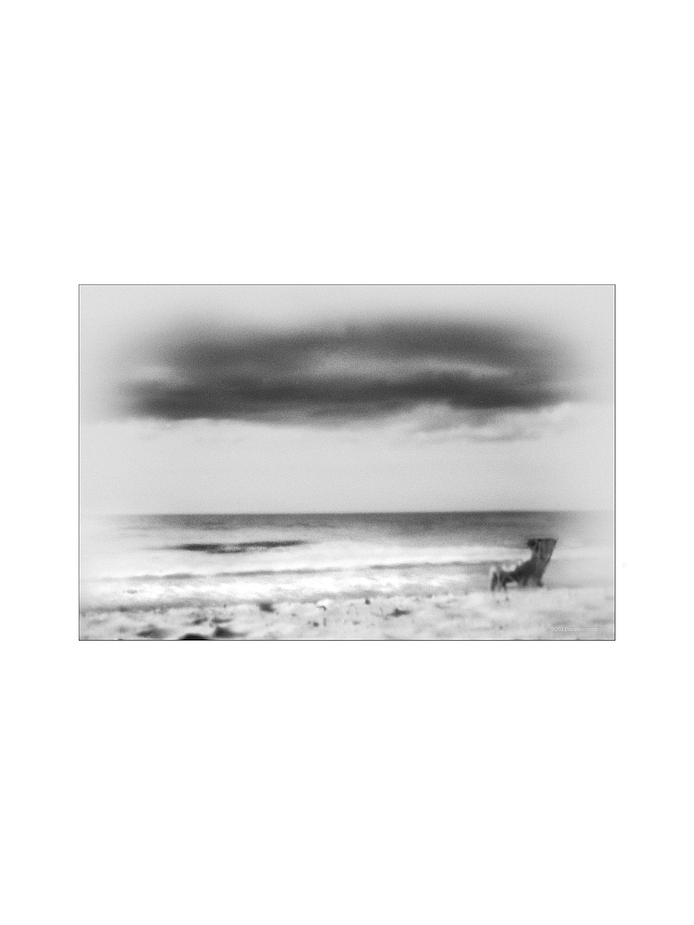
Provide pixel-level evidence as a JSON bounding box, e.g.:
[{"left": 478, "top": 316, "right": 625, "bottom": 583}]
[
  {"left": 6, "top": 0, "right": 694, "bottom": 922},
  {"left": 80, "top": 284, "right": 614, "bottom": 640}
]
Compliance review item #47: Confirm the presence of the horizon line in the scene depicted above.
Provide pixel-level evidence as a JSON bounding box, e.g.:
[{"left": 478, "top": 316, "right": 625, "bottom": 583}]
[{"left": 86, "top": 507, "right": 613, "bottom": 517}]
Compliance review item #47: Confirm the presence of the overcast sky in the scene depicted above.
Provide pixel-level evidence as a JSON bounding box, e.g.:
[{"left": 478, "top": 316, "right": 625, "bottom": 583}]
[{"left": 80, "top": 285, "right": 614, "bottom": 514}]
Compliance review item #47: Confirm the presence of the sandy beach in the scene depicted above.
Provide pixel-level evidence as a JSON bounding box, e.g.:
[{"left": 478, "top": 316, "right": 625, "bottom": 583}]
[{"left": 81, "top": 585, "right": 614, "bottom": 641}]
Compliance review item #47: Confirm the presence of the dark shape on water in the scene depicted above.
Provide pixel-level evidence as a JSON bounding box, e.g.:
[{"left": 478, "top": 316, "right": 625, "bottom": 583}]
[
  {"left": 258, "top": 600, "right": 275, "bottom": 613},
  {"left": 178, "top": 633, "right": 210, "bottom": 640},
  {"left": 390, "top": 608, "right": 410, "bottom": 617},
  {"left": 489, "top": 538, "right": 557, "bottom": 591},
  {"left": 173, "top": 540, "right": 305, "bottom": 554}
]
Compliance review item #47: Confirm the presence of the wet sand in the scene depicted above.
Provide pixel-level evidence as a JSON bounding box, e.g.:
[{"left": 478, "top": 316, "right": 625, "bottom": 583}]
[{"left": 81, "top": 586, "right": 615, "bottom": 641}]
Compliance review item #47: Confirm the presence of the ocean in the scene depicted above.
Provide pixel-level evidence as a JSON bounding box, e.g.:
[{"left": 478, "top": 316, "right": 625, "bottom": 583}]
[{"left": 80, "top": 511, "right": 614, "bottom": 618}]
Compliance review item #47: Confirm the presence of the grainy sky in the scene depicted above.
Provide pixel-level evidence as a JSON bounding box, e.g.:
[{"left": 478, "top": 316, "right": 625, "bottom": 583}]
[{"left": 80, "top": 285, "right": 614, "bottom": 513}]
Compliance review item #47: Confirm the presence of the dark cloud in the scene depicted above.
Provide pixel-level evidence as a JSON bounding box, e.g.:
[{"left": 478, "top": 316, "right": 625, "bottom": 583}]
[{"left": 119, "top": 320, "right": 588, "bottom": 426}]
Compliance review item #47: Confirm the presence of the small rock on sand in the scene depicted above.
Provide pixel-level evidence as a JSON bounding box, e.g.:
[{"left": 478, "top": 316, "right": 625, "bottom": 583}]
[
  {"left": 137, "top": 625, "right": 168, "bottom": 639},
  {"left": 212, "top": 625, "right": 245, "bottom": 639}
]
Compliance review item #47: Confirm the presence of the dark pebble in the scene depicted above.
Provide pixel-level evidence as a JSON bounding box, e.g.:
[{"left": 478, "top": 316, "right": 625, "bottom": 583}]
[
  {"left": 212, "top": 625, "right": 246, "bottom": 639},
  {"left": 136, "top": 625, "right": 168, "bottom": 639}
]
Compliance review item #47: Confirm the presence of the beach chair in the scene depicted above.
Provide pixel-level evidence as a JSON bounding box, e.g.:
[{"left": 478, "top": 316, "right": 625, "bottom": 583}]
[{"left": 489, "top": 538, "right": 557, "bottom": 591}]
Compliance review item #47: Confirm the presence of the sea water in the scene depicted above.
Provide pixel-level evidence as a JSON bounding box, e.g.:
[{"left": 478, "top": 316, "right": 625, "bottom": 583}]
[{"left": 80, "top": 511, "right": 614, "bottom": 616}]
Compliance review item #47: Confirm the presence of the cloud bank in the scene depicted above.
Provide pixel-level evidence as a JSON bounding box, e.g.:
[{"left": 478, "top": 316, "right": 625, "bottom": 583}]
[{"left": 119, "top": 320, "right": 591, "bottom": 433}]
